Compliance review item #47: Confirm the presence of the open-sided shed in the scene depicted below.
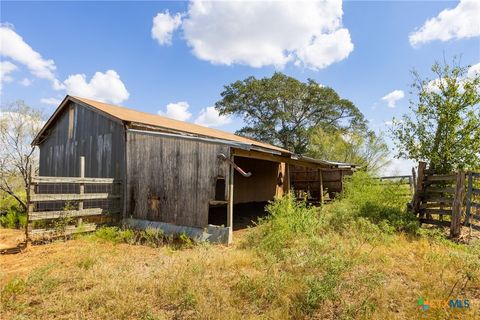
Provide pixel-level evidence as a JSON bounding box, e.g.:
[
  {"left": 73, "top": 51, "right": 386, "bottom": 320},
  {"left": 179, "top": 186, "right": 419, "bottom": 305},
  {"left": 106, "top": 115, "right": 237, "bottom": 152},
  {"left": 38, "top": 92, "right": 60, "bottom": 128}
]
[{"left": 32, "top": 96, "right": 355, "bottom": 243}]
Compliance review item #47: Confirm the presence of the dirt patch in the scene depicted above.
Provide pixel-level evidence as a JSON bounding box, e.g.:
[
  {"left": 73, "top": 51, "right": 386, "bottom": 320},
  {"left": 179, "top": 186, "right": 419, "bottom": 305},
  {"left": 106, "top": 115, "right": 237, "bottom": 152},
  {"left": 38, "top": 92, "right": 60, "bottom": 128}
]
[{"left": 0, "top": 229, "right": 25, "bottom": 250}]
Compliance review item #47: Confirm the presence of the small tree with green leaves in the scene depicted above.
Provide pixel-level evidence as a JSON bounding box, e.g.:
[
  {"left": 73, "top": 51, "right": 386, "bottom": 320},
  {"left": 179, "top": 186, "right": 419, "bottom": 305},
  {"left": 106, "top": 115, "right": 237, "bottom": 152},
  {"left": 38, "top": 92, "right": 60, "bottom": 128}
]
[
  {"left": 307, "top": 128, "right": 390, "bottom": 174},
  {"left": 0, "top": 101, "right": 43, "bottom": 212},
  {"left": 392, "top": 60, "right": 480, "bottom": 173}
]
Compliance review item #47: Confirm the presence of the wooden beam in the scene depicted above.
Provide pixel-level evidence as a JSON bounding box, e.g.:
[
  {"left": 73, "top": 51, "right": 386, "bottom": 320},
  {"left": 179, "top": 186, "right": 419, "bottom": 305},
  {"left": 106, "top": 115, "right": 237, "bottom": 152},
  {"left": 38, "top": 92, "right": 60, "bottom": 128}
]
[
  {"left": 29, "top": 208, "right": 107, "bottom": 221},
  {"left": 31, "top": 193, "right": 120, "bottom": 202},
  {"left": 412, "top": 161, "right": 427, "bottom": 215},
  {"left": 318, "top": 169, "right": 324, "bottom": 204},
  {"left": 231, "top": 148, "right": 346, "bottom": 170},
  {"left": 420, "top": 209, "right": 452, "bottom": 216},
  {"left": 424, "top": 174, "right": 457, "bottom": 182},
  {"left": 465, "top": 171, "right": 473, "bottom": 226},
  {"left": 26, "top": 165, "right": 34, "bottom": 243},
  {"left": 420, "top": 219, "right": 450, "bottom": 227},
  {"left": 30, "top": 223, "right": 97, "bottom": 238},
  {"left": 227, "top": 154, "right": 234, "bottom": 244},
  {"left": 78, "top": 156, "right": 85, "bottom": 226},
  {"left": 420, "top": 202, "right": 452, "bottom": 209},
  {"left": 32, "top": 176, "right": 118, "bottom": 184},
  {"left": 451, "top": 171, "right": 465, "bottom": 237}
]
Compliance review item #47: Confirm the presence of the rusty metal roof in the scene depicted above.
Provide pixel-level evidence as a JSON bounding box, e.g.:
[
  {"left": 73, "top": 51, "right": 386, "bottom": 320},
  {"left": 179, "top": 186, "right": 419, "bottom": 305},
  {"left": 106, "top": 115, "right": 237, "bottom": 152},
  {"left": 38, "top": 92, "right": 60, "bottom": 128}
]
[{"left": 33, "top": 95, "right": 290, "bottom": 154}]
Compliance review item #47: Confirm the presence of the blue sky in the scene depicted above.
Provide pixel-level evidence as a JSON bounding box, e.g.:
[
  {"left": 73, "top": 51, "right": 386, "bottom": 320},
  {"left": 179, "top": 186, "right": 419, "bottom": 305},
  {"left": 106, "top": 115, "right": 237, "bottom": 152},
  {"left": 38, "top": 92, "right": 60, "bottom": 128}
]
[{"left": 1, "top": 0, "right": 479, "bottom": 174}]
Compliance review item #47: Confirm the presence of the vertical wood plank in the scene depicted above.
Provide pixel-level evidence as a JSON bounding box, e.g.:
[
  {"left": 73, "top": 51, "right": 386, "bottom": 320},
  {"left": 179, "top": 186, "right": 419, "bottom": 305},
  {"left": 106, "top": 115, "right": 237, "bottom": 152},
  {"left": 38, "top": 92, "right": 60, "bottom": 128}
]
[
  {"left": 77, "top": 156, "right": 85, "bottom": 226},
  {"left": 413, "top": 162, "right": 427, "bottom": 216},
  {"left": 318, "top": 169, "right": 324, "bottom": 204},
  {"left": 450, "top": 171, "right": 465, "bottom": 238},
  {"left": 464, "top": 171, "right": 473, "bottom": 227},
  {"left": 227, "top": 154, "right": 234, "bottom": 244},
  {"left": 26, "top": 164, "right": 34, "bottom": 244}
]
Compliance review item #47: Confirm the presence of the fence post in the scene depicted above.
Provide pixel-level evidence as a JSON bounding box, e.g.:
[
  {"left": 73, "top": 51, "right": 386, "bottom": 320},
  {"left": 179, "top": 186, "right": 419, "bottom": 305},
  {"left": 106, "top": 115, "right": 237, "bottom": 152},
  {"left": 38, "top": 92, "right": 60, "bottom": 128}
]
[
  {"left": 464, "top": 171, "right": 473, "bottom": 227},
  {"left": 450, "top": 171, "right": 465, "bottom": 238},
  {"left": 318, "top": 169, "right": 324, "bottom": 205},
  {"left": 26, "top": 164, "right": 34, "bottom": 244},
  {"left": 413, "top": 162, "right": 427, "bottom": 216},
  {"left": 78, "top": 156, "right": 85, "bottom": 226}
]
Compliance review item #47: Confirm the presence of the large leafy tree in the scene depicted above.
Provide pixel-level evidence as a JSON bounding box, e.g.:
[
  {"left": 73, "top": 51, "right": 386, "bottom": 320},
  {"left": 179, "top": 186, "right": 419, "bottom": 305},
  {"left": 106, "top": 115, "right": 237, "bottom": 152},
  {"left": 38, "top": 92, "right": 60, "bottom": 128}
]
[
  {"left": 392, "top": 61, "right": 480, "bottom": 173},
  {"left": 307, "top": 128, "right": 390, "bottom": 173},
  {"left": 215, "top": 72, "right": 366, "bottom": 153}
]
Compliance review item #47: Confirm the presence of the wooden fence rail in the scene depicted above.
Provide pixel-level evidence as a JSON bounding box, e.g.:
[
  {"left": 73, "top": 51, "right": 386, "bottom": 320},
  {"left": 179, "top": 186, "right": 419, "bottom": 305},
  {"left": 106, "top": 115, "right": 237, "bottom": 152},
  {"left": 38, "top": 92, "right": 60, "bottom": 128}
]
[
  {"left": 27, "top": 156, "right": 122, "bottom": 241},
  {"left": 412, "top": 161, "right": 480, "bottom": 237}
]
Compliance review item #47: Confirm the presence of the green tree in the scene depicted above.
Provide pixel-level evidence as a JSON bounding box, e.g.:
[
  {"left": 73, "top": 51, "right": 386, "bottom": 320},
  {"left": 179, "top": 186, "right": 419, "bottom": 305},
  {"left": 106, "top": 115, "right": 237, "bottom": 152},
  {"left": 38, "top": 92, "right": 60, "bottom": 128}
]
[
  {"left": 215, "top": 72, "right": 366, "bottom": 153},
  {"left": 392, "top": 61, "right": 480, "bottom": 173},
  {"left": 307, "top": 128, "right": 390, "bottom": 173}
]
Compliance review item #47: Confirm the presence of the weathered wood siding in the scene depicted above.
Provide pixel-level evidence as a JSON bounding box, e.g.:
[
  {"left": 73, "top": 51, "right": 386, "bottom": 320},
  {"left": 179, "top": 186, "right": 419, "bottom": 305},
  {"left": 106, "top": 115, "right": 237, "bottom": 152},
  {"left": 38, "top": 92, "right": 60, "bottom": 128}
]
[
  {"left": 38, "top": 101, "right": 125, "bottom": 179},
  {"left": 289, "top": 165, "right": 353, "bottom": 199},
  {"left": 126, "top": 131, "right": 230, "bottom": 228},
  {"left": 233, "top": 157, "right": 285, "bottom": 204}
]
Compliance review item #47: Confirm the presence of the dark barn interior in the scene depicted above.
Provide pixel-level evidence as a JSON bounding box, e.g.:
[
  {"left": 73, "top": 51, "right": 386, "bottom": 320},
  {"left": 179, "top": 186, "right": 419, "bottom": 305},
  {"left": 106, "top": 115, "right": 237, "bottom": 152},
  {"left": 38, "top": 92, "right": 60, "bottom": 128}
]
[{"left": 208, "top": 156, "right": 284, "bottom": 230}]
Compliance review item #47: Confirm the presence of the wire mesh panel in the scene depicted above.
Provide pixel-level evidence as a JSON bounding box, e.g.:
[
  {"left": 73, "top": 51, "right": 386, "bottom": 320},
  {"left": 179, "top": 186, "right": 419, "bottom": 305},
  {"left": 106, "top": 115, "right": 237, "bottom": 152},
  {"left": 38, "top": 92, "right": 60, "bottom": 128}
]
[{"left": 28, "top": 177, "right": 122, "bottom": 241}]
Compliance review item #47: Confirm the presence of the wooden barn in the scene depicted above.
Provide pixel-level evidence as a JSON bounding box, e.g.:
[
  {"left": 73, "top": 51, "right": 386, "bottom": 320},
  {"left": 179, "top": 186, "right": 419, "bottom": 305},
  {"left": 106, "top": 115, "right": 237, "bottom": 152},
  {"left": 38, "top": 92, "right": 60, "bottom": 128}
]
[{"left": 32, "top": 95, "right": 355, "bottom": 243}]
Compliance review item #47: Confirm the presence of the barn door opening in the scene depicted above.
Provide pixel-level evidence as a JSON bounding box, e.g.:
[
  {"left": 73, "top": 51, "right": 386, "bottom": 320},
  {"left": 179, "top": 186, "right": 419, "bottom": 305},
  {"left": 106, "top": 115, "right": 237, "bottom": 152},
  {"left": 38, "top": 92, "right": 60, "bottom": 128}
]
[
  {"left": 208, "top": 177, "right": 228, "bottom": 226},
  {"left": 231, "top": 156, "right": 284, "bottom": 230}
]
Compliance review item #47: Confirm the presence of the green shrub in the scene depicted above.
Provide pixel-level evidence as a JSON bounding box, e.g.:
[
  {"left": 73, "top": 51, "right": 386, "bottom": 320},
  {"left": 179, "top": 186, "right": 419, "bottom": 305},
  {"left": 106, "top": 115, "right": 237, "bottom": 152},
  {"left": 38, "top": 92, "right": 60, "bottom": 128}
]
[
  {"left": 95, "top": 227, "right": 135, "bottom": 244},
  {"left": 246, "top": 194, "right": 319, "bottom": 257},
  {"left": 329, "top": 172, "right": 419, "bottom": 234},
  {"left": 138, "top": 227, "right": 164, "bottom": 247},
  {"left": 0, "top": 208, "right": 26, "bottom": 229},
  {"left": 1, "top": 277, "right": 26, "bottom": 304}
]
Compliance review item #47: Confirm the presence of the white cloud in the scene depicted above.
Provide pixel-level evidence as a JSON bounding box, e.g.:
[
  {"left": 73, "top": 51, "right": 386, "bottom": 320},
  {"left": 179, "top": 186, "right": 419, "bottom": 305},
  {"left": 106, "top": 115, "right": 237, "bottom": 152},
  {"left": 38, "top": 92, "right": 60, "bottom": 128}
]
[
  {"left": 467, "top": 62, "right": 480, "bottom": 78},
  {"left": 384, "top": 120, "right": 393, "bottom": 126},
  {"left": 194, "top": 106, "right": 231, "bottom": 127},
  {"left": 0, "top": 25, "right": 130, "bottom": 103},
  {"left": 62, "top": 70, "right": 129, "bottom": 104},
  {"left": 151, "top": 10, "right": 182, "bottom": 46},
  {"left": 158, "top": 101, "right": 192, "bottom": 121},
  {"left": 295, "top": 28, "right": 353, "bottom": 70},
  {"left": 0, "top": 25, "right": 58, "bottom": 83},
  {"left": 0, "top": 60, "right": 17, "bottom": 83},
  {"left": 19, "top": 78, "right": 32, "bottom": 86},
  {"left": 409, "top": 0, "right": 480, "bottom": 46},
  {"left": 0, "top": 60, "right": 17, "bottom": 94},
  {"left": 40, "top": 97, "right": 61, "bottom": 106},
  {"left": 381, "top": 90, "right": 405, "bottom": 108},
  {"left": 156, "top": 0, "right": 353, "bottom": 70}
]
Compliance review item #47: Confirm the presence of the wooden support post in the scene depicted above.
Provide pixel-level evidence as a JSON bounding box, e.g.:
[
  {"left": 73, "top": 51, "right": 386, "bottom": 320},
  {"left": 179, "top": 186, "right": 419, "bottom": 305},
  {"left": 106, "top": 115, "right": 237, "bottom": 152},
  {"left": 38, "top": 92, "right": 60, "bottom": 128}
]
[
  {"left": 318, "top": 169, "right": 324, "bottom": 205},
  {"left": 464, "top": 171, "right": 473, "bottom": 227},
  {"left": 285, "top": 164, "right": 290, "bottom": 194},
  {"left": 413, "top": 162, "right": 427, "bottom": 217},
  {"left": 450, "top": 171, "right": 465, "bottom": 238},
  {"left": 78, "top": 156, "right": 85, "bottom": 227},
  {"left": 26, "top": 164, "right": 34, "bottom": 245},
  {"left": 227, "top": 155, "right": 234, "bottom": 244}
]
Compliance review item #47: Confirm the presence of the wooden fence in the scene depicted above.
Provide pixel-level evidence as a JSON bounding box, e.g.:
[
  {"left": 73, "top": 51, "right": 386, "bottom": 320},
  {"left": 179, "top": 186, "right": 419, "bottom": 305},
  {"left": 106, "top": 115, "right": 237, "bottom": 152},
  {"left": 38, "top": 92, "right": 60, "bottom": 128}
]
[
  {"left": 465, "top": 171, "right": 480, "bottom": 227},
  {"left": 27, "top": 157, "right": 122, "bottom": 241},
  {"left": 412, "top": 162, "right": 480, "bottom": 237}
]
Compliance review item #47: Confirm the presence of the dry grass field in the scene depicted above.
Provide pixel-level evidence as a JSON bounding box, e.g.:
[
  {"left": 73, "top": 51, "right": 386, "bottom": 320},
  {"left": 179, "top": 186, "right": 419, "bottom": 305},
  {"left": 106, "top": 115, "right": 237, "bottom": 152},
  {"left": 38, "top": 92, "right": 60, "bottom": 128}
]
[{"left": 1, "top": 174, "right": 479, "bottom": 319}]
